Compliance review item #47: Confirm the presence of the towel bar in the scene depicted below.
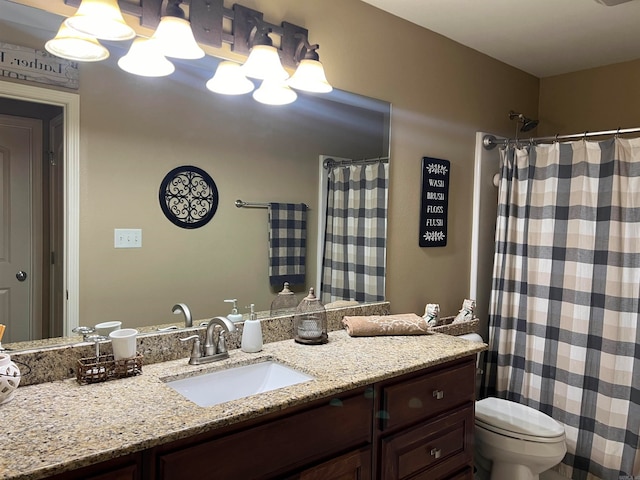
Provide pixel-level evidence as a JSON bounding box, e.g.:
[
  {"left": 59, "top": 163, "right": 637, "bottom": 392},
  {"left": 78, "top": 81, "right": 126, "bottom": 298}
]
[{"left": 235, "top": 199, "right": 311, "bottom": 210}]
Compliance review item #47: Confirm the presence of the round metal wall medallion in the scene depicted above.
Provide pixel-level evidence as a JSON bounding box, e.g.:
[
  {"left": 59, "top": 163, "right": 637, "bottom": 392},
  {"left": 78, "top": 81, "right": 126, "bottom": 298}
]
[{"left": 159, "top": 165, "right": 219, "bottom": 229}]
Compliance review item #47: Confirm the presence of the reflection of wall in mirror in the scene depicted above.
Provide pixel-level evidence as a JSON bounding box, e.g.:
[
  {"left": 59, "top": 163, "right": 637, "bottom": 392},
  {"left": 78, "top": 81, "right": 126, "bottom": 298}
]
[{"left": 0, "top": 12, "right": 391, "bottom": 341}]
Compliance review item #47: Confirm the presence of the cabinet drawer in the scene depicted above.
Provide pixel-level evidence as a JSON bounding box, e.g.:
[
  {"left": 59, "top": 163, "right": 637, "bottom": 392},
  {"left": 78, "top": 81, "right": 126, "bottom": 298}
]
[
  {"left": 381, "top": 361, "right": 475, "bottom": 431},
  {"left": 380, "top": 406, "right": 474, "bottom": 480},
  {"left": 156, "top": 390, "right": 372, "bottom": 480}
]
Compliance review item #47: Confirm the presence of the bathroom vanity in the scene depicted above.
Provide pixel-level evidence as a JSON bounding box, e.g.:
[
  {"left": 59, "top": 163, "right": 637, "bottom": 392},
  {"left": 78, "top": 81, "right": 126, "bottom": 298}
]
[{"left": 2, "top": 331, "right": 483, "bottom": 480}]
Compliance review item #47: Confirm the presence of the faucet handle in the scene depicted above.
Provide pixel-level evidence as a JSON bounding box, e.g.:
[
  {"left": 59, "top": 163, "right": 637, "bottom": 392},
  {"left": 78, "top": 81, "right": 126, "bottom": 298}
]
[
  {"left": 179, "top": 335, "right": 202, "bottom": 364},
  {"left": 216, "top": 330, "right": 227, "bottom": 354}
]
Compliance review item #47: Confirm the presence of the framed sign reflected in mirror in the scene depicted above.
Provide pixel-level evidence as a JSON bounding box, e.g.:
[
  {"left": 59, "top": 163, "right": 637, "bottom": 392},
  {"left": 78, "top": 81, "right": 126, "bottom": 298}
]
[{"left": 159, "top": 165, "right": 219, "bottom": 229}]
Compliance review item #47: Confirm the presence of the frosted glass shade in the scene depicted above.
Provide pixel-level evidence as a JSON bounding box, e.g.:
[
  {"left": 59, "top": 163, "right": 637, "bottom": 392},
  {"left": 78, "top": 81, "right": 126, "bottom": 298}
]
[
  {"left": 65, "top": 0, "right": 135, "bottom": 41},
  {"left": 288, "top": 59, "right": 332, "bottom": 93},
  {"left": 118, "top": 38, "right": 175, "bottom": 77},
  {"left": 242, "top": 45, "right": 289, "bottom": 80},
  {"left": 151, "top": 17, "right": 204, "bottom": 60},
  {"left": 206, "top": 61, "right": 255, "bottom": 95},
  {"left": 45, "top": 23, "right": 109, "bottom": 62},
  {"left": 253, "top": 78, "right": 297, "bottom": 105}
]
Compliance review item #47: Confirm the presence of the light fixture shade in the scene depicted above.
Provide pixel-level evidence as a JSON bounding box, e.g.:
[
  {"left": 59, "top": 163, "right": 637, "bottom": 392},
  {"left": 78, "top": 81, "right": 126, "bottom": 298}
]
[
  {"left": 45, "top": 23, "right": 109, "bottom": 62},
  {"left": 117, "top": 38, "right": 175, "bottom": 77},
  {"left": 288, "top": 59, "right": 333, "bottom": 93},
  {"left": 252, "top": 78, "right": 297, "bottom": 105},
  {"left": 242, "top": 45, "right": 289, "bottom": 80},
  {"left": 151, "top": 16, "right": 205, "bottom": 60},
  {"left": 65, "top": 0, "right": 135, "bottom": 41},
  {"left": 206, "top": 61, "right": 255, "bottom": 95}
]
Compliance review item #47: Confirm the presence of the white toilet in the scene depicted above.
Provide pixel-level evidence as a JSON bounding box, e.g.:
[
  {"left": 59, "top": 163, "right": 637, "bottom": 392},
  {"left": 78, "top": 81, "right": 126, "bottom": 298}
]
[
  {"left": 475, "top": 396, "right": 567, "bottom": 480},
  {"left": 459, "top": 334, "right": 567, "bottom": 480}
]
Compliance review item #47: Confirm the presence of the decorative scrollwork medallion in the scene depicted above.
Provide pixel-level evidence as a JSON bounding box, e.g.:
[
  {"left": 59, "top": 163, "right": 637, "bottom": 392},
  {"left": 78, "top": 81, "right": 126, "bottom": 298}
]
[{"left": 159, "top": 165, "right": 219, "bottom": 229}]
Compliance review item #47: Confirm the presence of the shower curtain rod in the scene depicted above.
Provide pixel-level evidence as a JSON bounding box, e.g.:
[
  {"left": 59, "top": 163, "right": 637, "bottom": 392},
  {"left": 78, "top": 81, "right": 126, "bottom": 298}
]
[
  {"left": 323, "top": 156, "right": 389, "bottom": 169},
  {"left": 482, "top": 126, "right": 640, "bottom": 150}
]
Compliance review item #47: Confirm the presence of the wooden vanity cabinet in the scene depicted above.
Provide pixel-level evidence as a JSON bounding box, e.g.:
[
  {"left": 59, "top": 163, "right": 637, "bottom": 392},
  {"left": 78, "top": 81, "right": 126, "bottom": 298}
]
[
  {"left": 46, "top": 357, "right": 476, "bottom": 480},
  {"left": 47, "top": 452, "right": 142, "bottom": 480},
  {"left": 374, "top": 359, "right": 476, "bottom": 480},
  {"left": 146, "top": 387, "right": 373, "bottom": 480},
  {"left": 296, "top": 447, "right": 372, "bottom": 480}
]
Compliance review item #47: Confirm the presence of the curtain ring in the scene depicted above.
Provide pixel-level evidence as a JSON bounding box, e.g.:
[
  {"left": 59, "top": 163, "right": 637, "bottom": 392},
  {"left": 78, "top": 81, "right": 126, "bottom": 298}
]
[
  {"left": 615, "top": 127, "right": 621, "bottom": 138},
  {"left": 554, "top": 133, "right": 559, "bottom": 143},
  {"left": 583, "top": 131, "right": 589, "bottom": 141}
]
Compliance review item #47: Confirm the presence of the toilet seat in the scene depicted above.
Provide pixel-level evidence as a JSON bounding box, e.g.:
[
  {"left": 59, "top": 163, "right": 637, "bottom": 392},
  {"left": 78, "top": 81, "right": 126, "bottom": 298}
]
[{"left": 476, "top": 397, "right": 565, "bottom": 443}]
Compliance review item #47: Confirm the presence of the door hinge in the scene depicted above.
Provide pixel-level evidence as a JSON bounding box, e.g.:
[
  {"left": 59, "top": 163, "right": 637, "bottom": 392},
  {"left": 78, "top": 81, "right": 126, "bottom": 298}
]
[
  {"left": 51, "top": 251, "right": 55, "bottom": 265},
  {"left": 48, "top": 151, "right": 56, "bottom": 166}
]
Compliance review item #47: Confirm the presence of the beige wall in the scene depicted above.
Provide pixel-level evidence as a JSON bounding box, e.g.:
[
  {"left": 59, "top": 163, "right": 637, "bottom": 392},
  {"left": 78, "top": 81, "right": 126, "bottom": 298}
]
[
  {"left": 539, "top": 58, "right": 640, "bottom": 135},
  {"left": 6, "top": 0, "right": 541, "bottom": 327}
]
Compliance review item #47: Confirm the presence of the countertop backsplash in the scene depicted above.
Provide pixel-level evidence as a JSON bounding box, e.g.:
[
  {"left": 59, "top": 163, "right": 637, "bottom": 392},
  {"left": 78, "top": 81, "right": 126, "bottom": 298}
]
[{"left": 10, "top": 302, "right": 391, "bottom": 386}]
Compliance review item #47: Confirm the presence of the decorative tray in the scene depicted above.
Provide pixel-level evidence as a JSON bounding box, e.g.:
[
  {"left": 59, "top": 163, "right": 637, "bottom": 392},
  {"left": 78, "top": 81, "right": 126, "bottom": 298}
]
[{"left": 430, "top": 316, "right": 479, "bottom": 337}]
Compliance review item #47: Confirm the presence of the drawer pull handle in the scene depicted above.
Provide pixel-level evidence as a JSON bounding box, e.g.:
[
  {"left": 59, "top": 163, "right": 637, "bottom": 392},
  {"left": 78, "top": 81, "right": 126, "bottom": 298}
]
[
  {"left": 430, "top": 448, "right": 442, "bottom": 459},
  {"left": 432, "top": 389, "right": 444, "bottom": 400}
]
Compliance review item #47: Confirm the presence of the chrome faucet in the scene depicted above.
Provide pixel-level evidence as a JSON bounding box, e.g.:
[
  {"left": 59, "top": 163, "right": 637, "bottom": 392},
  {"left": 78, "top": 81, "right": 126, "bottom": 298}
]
[
  {"left": 172, "top": 303, "right": 193, "bottom": 328},
  {"left": 179, "top": 316, "right": 237, "bottom": 365}
]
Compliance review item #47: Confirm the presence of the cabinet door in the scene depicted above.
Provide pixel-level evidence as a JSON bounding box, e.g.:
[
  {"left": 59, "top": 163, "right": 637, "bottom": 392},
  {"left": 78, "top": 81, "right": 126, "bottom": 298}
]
[
  {"left": 380, "top": 406, "right": 473, "bottom": 480},
  {"left": 299, "top": 448, "right": 371, "bottom": 480},
  {"left": 444, "top": 467, "right": 474, "bottom": 480},
  {"left": 155, "top": 390, "right": 372, "bottom": 480},
  {"left": 47, "top": 454, "right": 141, "bottom": 480}
]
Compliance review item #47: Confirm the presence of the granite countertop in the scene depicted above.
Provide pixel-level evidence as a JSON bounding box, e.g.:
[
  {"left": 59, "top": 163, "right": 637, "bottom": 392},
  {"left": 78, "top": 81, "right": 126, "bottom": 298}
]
[{"left": 0, "top": 330, "right": 485, "bottom": 480}]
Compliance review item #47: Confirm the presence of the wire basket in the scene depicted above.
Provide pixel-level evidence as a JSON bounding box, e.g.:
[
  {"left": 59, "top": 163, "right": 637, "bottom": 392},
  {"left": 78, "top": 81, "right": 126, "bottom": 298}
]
[
  {"left": 76, "top": 354, "right": 143, "bottom": 385},
  {"left": 430, "top": 316, "right": 479, "bottom": 336}
]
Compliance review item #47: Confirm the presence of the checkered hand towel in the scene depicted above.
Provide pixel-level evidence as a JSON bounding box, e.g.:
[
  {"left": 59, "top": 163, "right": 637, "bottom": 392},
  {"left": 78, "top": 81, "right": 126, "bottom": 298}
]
[{"left": 268, "top": 203, "right": 307, "bottom": 286}]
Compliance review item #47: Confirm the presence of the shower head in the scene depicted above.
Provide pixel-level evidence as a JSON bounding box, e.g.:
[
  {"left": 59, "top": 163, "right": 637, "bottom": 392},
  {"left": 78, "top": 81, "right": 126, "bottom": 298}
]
[
  {"left": 520, "top": 117, "right": 539, "bottom": 132},
  {"left": 509, "top": 110, "right": 539, "bottom": 132}
]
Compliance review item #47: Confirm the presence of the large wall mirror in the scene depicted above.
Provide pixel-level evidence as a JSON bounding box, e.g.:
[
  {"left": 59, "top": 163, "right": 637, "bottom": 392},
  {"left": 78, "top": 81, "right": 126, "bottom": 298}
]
[{"left": 0, "top": 0, "right": 391, "bottom": 350}]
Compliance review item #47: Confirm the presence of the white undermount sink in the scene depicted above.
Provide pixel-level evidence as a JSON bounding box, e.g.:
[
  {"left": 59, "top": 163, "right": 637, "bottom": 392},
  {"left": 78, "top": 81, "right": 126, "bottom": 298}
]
[{"left": 164, "top": 361, "right": 315, "bottom": 407}]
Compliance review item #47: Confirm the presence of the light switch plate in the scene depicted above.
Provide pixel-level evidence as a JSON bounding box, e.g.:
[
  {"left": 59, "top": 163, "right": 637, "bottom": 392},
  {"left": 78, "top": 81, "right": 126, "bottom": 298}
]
[{"left": 114, "top": 229, "right": 142, "bottom": 248}]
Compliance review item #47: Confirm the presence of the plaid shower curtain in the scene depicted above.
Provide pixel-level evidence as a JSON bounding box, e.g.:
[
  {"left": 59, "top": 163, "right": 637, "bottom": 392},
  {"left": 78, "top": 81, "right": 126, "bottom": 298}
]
[
  {"left": 321, "top": 162, "right": 388, "bottom": 303},
  {"left": 484, "top": 138, "right": 640, "bottom": 479}
]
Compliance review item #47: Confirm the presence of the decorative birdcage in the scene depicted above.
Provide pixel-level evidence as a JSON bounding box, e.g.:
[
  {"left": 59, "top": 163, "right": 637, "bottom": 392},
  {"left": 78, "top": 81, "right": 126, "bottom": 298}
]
[
  {"left": 270, "top": 282, "right": 298, "bottom": 317},
  {"left": 293, "top": 287, "right": 328, "bottom": 345}
]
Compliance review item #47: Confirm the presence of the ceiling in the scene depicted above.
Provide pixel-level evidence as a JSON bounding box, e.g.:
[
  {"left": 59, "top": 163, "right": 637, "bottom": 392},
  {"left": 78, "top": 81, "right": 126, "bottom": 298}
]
[{"left": 360, "top": 0, "right": 640, "bottom": 78}]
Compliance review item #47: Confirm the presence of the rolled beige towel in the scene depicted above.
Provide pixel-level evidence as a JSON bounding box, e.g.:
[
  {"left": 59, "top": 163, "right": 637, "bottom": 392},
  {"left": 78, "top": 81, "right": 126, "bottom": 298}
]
[{"left": 342, "top": 313, "right": 432, "bottom": 337}]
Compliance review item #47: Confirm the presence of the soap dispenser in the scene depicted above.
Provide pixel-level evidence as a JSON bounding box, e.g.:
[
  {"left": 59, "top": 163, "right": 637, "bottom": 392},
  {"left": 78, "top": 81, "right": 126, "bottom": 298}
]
[
  {"left": 224, "top": 299, "right": 244, "bottom": 323},
  {"left": 241, "top": 304, "right": 263, "bottom": 353}
]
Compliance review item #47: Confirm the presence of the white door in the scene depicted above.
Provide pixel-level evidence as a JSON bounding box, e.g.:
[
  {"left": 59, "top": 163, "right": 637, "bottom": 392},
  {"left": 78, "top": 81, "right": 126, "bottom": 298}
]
[{"left": 0, "top": 115, "right": 42, "bottom": 343}]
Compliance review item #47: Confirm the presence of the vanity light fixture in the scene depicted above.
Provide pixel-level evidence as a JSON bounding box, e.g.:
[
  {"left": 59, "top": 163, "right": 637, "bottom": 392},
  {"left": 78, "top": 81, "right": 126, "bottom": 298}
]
[
  {"left": 253, "top": 78, "right": 297, "bottom": 106},
  {"left": 288, "top": 40, "right": 332, "bottom": 94},
  {"left": 64, "top": 0, "right": 135, "bottom": 41},
  {"left": 241, "top": 24, "right": 289, "bottom": 81},
  {"left": 54, "top": 0, "right": 332, "bottom": 103},
  {"left": 45, "top": 23, "right": 110, "bottom": 62},
  {"left": 150, "top": 1, "right": 204, "bottom": 60},
  {"left": 117, "top": 38, "right": 175, "bottom": 77},
  {"left": 205, "top": 61, "right": 255, "bottom": 95}
]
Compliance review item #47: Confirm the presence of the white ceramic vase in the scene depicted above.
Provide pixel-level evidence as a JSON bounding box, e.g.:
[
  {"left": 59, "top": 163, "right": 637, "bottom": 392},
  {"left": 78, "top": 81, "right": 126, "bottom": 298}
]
[{"left": 0, "top": 353, "right": 20, "bottom": 405}]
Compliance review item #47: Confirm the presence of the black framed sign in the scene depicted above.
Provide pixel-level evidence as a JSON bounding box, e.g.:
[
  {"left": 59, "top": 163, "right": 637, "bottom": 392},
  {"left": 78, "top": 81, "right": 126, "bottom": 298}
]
[
  {"left": 159, "top": 165, "right": 219, "bottom": 229},
  {"left": 419, "top": 157, "right": 450, "bottom": 247}
]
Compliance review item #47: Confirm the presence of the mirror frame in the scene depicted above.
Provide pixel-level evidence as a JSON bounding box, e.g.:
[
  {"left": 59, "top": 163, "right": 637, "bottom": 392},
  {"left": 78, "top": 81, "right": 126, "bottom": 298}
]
[{"left": 0, "top": 80, "right": 80, "bottom": 333}]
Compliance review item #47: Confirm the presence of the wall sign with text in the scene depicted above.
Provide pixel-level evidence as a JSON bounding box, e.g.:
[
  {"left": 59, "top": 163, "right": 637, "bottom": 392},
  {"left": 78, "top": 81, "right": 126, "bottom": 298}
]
[
  {"left": 419, "top": 157, "right": 450, "bottom": 247},
  {"left": 0, "top": 43, "right": 79, "bottom": 90}
]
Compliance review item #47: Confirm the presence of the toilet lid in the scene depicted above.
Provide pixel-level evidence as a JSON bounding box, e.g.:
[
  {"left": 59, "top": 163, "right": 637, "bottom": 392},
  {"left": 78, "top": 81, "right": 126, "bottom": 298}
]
[{"left": 476, "top": 397, "right": 565, "bottom": 442}]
